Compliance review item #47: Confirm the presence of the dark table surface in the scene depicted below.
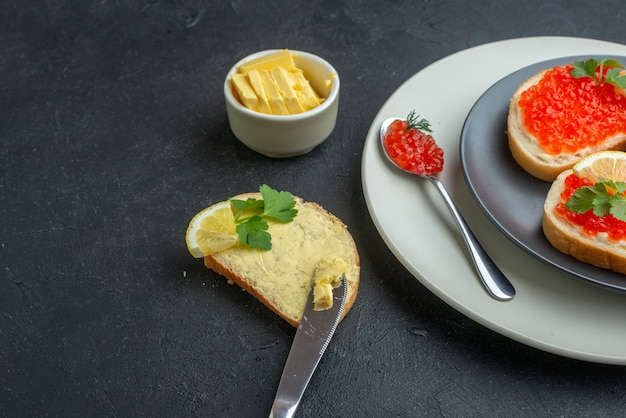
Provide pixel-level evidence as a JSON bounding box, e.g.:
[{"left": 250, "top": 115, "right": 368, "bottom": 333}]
[{"left": 4, "top": 1, "right": 626, "bottom": 417}]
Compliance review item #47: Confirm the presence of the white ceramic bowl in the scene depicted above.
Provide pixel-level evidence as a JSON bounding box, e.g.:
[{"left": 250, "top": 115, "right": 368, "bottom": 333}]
[{"left": 224, "top": 49, "right": 340, "bottom": 158}]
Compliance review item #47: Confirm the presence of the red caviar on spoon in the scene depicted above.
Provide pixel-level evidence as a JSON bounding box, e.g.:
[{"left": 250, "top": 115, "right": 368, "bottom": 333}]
[
  {"left": 379, "top": 111, "right": 515, "bottom": 301},
  {"left": 382, "top": 111, "right": 444, "bottom": 176}
]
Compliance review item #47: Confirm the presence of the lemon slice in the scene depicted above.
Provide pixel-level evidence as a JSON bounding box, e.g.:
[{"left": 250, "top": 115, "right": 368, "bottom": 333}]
[
  {"left": 186, "top": 201, "right": 238, "bottom": 257},
  {"left": 572, "top": 151, "right": 626, "bottom": 183}
]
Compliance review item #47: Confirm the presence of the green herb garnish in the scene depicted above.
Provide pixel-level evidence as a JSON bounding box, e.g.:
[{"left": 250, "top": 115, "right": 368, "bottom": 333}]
[
  {"left": 406, "top": 110, "right": 432, "bottom": 133},
  {"left": 570, "top": 58, "right": 626, "bottom": 89},
  {"left": 229, "top": 184, "right": 298, "bottom": 250},
  {"left": 565, "top": 179, "right": 626, "bottom": 221}
]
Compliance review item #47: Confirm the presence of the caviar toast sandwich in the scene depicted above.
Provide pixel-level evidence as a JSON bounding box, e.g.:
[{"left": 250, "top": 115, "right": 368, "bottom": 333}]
[
  {"left": 508, "top": 58, "right": 626, "bottom": 181},
  {"left": 185, "top": 185, "right": 360, "bottom": 327},
  {"left": 543, "top": 151, "right": 626, "bottom": 274}
]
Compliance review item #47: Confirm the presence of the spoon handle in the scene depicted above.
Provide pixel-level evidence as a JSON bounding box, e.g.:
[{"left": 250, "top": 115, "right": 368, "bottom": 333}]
[{"left": 428, "top": 177, "right": 516, "bottom": 301}]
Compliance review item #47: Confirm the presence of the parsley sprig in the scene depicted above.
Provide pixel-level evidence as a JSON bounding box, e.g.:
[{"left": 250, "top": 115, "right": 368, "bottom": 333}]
[
  {"left": 565, "top": 179, "right": 626, "bottom": 221},
  {"left": 570, "top": 58, "right": 626, "bottom": 89},
  {"left": 406, "top": 110, "right": 432, "bottom": 133},
  {"left": 229, "top": 184, "right": 298, "bottom": 250}
]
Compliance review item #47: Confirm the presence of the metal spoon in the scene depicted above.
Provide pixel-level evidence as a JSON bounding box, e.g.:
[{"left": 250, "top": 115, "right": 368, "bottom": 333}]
[{"left": 380, "top": 117, "right": 515, "bottom": 301}]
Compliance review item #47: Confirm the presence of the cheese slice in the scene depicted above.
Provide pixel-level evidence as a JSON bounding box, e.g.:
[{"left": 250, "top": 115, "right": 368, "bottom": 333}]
[
  {"left": 230, "top": 73, "right": 258, "bottom": 111},
  {"left": 238, "top": 49, "right": 296, "bottom": 74},
  {"left": 289, "top": 70, "right": 323, "bottom": 111},
  {"left": 247, "top": 70, "right": 272, "bottom": 114},
  {"left": 271, "top": 67, "right": 305, "bottom": 114},
  {"left": 259, "top": 70, "right": 288, "bottom": 115}
]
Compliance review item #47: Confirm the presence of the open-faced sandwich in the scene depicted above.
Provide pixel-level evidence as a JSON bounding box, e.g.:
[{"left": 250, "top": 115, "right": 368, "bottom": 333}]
[
  {"left": 543, "top": 150, "right": 626, "bottom": 274},
  {"left": 508, "top": 58, "right": 626, "bottom": 181},
  {"left": 185, "top": 185, "right": 360, "bottom": 327}
]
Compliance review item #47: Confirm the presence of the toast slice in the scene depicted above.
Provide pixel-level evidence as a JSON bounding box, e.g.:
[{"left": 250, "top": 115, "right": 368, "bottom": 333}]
[
  {"left": 542, "top": 170, "right": 626, "bottom": 274},
  {"left": 508, "top": 68, "right": 626, "bottom": 182},
  {"left": 204, "top": 193, "right": 360, "bottom": 327}
]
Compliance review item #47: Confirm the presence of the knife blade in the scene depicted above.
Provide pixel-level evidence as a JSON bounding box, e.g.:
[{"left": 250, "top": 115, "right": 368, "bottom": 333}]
[{"left": 269, "top": 274, "right": 348, "bottom": 418}]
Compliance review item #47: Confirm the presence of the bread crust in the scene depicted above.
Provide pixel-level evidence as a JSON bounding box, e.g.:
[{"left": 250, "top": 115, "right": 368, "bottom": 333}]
[
  {"left": 204, "top": 193, "right": 360, "bottom": 327},
  {"left": 542, "top": 170, "right": 626, "bottom": 274},
  {"left": 507, "top": 69, "right": 626, "bottom": 182}
]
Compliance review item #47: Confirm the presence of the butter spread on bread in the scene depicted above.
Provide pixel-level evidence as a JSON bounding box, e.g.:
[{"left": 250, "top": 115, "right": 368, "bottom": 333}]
[{"left": 204, "top": 193, "right": 359, "bottom": 327}]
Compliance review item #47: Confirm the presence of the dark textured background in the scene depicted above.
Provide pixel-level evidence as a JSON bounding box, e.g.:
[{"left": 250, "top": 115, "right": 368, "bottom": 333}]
[{"left": 3, "top": 1, "right": 626, "bottom": 416}]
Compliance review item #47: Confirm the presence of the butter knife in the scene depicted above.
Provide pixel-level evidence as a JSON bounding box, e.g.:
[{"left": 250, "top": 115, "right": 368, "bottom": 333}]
[{"left": 269, "top": 274, "right": 348, "bottom": 418}]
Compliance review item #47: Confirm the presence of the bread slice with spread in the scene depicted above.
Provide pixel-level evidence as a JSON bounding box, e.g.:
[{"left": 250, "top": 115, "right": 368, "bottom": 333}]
[{"left": 188, "top": 190, "right": 360, "bottom": 327}]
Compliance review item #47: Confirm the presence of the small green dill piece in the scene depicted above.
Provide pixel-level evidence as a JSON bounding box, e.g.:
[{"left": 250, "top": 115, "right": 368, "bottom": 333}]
[{"left": 405, "top": 110, "right": 432, "bottom": 133}]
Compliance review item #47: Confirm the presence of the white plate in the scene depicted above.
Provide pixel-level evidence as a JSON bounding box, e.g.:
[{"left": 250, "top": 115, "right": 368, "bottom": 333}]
[{"left": 362, "top": 37, "right": 626, "bottom": 365}]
